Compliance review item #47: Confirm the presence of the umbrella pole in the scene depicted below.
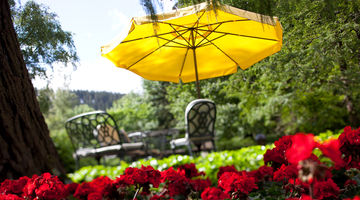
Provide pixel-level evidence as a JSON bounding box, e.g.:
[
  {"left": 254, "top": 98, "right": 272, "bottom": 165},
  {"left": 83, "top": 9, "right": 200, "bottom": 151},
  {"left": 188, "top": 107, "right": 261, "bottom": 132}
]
[
  {"left": 193, "top": 48, "right": 201, "bottom": 98},
  {"left": 191, "top": 29, "right": 201, "bottom": 98}
]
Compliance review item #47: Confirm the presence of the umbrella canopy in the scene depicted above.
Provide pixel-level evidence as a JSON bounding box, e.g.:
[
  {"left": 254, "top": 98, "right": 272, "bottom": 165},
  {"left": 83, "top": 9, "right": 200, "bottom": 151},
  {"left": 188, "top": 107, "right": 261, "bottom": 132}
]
[{"left": 101, "top": 2, "right": 282, "bottom": 97}]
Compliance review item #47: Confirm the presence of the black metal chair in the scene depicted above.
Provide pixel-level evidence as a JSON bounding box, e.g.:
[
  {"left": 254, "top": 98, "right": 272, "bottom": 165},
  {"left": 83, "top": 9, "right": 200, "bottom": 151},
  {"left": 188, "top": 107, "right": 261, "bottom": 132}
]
[
  {"left": 169, "top": 99, "right": 216, "bottom": 156},
  {"left": 65, "top": 111, "right": 146, "bottom": 169}
]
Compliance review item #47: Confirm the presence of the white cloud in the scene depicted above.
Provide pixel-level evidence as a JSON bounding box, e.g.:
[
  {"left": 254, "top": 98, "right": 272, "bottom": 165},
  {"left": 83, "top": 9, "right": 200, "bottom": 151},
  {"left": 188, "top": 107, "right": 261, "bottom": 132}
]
[
  {"left": 108, "top": 9, "right": 131, "bottom": 31},
  {"left": 32, "top": 58, "right": 144, "bottom": 94}
]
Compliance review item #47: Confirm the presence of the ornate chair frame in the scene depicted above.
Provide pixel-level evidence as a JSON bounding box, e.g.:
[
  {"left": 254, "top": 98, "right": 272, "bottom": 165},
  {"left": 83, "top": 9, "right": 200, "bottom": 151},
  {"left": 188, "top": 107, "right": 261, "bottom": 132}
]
[{"left": 65, "top": 111, "right": 146, "bottom": 169}]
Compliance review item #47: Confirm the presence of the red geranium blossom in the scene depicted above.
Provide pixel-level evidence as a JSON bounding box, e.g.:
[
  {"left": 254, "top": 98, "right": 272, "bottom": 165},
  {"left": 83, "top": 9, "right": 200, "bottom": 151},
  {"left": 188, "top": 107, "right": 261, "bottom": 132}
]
[
  {"left": 161, "top": 167, "right": 191, "bottom": 197},
  {"left": 201, "top": 187, "right": 230, "bottom": 200},
  {"left": 189, "top": 178, "right": 211, "bottom": 192},
  {"left": 150, "top": 194, "right": 167, "bottom": 200},
  {"left": 313, "top": 178, "right": 339, "bottom": 200},
  {"left": 264, "top": 135, "right": 293, "bottom": 169},
  {"left": 64, "top": 182, "right": 79, "bottom": 197},
  {"left": 87, "top": 192, "right": 103, "bottom": 200},
  {"left": 273, "top": 164, "right": 298, "bottom": 182},
  {"left": 285, "top": 194, "right": 312, "bottom": 200},
  {"left": 344, "top": 196, "right": 360, "bottom": 200},
  {"left": 217, "top": 165, "right": 238, "bottom": 179},
  {"left": 0, "top": 193, "right": 24, "bottom": 200},
  {"left": 23, "top": 173, "right": 65, "bottom": 200},
  {"left": 218, "top": 171, "right": 258, "bottom": 197},
  {"left": 73, "top": 182, "right": 93, "bottom": 200},
  {"left": 177, "top": 163, "right": 205, "bottom": 178},
  {"left": 318, "top": 138, "right": 344, "bottom": 168},
  {"left": 286, "top": 133, "right": 317, "bottom": 165},
  {"left": 338, "top": 126, "right": 360, "bottom": 169},
  {"left": 344, "top": 179, "right": 357, "bottom": 187},
  {"left": 0, "top": 176, "right": 29, "bottom": 195},
  {"left": 248, "top": 165, "right": 274, "bottom": 182},
  {"left": 114, "top": 165, "right": 161, "bottom": 196}
]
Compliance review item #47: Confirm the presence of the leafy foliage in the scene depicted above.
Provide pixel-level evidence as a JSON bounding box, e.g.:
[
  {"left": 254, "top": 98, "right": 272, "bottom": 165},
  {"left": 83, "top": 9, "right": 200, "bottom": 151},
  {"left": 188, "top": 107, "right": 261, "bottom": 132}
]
[
  {"left": 143, "top": 80, "right": 176, "bottom": 129},
  {"left": 107, "top": 92, "right": 158, "bottom": 132},
  {"left": 10, "top": 0, "right": 78, "bottom": 79},
  {"left": 72, "top": 90, "right": 124, "bottom": 110}
]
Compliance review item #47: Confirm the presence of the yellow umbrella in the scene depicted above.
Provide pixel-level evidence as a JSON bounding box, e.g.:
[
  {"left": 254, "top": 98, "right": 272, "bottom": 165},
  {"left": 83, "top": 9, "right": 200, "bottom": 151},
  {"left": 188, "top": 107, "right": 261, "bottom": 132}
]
[{"left": 101, "top": 2, "right": 282, "bottom": 97}]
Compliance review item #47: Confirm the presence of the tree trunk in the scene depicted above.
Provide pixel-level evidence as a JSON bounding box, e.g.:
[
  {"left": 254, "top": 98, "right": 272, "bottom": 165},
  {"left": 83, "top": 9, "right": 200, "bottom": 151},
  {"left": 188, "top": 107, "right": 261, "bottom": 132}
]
[{"left": 0, "top": 0, "right": 65, "bottom": 181}]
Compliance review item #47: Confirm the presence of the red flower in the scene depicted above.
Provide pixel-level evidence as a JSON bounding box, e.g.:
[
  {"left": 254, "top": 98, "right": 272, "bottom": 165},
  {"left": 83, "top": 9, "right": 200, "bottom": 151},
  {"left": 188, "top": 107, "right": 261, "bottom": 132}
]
[
  {"left": 150, "top": 194, "right": 167, "bottom": 200},
  {"left": 248, "top": 165, "right": 274, "bottom": 182},
  {"left": 284, "top": 178, "right": 310, "bottom": 194},
  {"left": 217, "top": 165, "right": 238, "bottom": 179},
  {"left": 177, "top": 163, "right": 205, "bottom": 178},
  {"left": 285, "top": 194, "right": 312, "bottom": 200},
  {"left": 318, "top": 139, "right": 344, "bottom": 168},
  {"left": 338, "top": 126, "right": 360, "bottom": 169},
  {"left": 273, "top": 164, "right": 298, "bottom": 182},
  {"left": 141, "top": 165, "right": 161, "bottom": 188},
  {"left": 0, "top": 194, "right": 24, "bottom": 200},
  {"left": 89, "top": 176, "right": 113, "bottom": 197},
  {"left": 189, "top": 178, "right": 211, "bottom": 192},
  {"left": 64, "top": 182, "right": 79, "bottom": 197},
  {"left": 87, "top": 192, "right": 103, "bottom": 200},
  {"left": 344, "top": 196, "right": 360, "bottom": 200},
  {"left": 23, "top": 173, "right": 65, "bottom": 200},
  {"left": 274, "top": 135, "right": 294, "bottom": 150},
  {"left": 286, "top": 133, "right": 317, "bottom": 165},
  {"left": 0, "top": 176, "right": 29, "bottom": 195},
  {"left": 124, "top": 167, "right": 148, "bottom": 185},
  {"left": 201, "top": 187, "right": 230, "bottom": 200},
  {"left": 344, "top": 179, "right": 357, "bottom": 187},
  {"left": 264, "top": 148, "right": 288, "bottom": 169},
  {"left": 218, "top": 171, "right": 258, "bottom": 196},
  {"left": 313, "top": 178, "right": 339, "bottom": 200},
  {"left": 73, "top": 182, "right": 93, "bottom": 200},
  {"left": 114, "top": 165, "right": 161, "bottom": 196},
  {"left": 264, "top": 135, "right": 293, "bottom": 169},
  {"left": 161, "top": 167, "right": 190, "bottom": 197}
]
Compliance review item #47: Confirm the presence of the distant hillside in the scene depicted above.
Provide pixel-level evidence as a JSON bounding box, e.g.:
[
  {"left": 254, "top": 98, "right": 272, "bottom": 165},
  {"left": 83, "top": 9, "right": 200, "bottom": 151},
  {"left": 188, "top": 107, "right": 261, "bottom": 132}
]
[{"left": 72, "top": 90, "right": 124, "bottom": 110}]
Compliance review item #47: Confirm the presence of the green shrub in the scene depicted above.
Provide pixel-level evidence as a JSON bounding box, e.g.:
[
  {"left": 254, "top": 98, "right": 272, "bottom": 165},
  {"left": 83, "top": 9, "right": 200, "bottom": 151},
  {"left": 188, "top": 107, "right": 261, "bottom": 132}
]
[{"left": 68, "top": 144, "right": 272, "bottom": 184}]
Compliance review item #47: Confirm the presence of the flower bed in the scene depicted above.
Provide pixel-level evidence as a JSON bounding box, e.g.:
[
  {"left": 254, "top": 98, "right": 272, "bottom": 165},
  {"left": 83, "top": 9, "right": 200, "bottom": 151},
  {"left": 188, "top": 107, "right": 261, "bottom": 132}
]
[{"left": 1, "top": 126, "right": 360, "bottom": 199}]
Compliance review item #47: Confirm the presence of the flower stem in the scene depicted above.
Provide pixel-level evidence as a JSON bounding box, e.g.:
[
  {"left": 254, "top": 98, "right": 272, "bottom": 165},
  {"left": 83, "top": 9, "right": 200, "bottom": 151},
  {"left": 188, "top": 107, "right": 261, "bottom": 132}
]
[
  {"left": 309, "top": 182, "right": 314, "bottom": 199},
  {"left": 133, "top": 187, "right": 140, "bottom": 200}
]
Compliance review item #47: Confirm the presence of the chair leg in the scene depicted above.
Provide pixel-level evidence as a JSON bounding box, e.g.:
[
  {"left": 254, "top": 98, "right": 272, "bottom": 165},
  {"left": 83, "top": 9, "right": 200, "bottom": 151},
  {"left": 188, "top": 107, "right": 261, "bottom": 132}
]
[
  {"left": 95, "top": 156, "right": 101, "bottom": 165},
  {"left": 187, "top": 142, "right": 193, "bottom": 157},
  {"left": 75, "top": 158, "right": 79, "bottom": 170},
  {"left": 212, "top": 140, "right": 216, "bottom": 152}
]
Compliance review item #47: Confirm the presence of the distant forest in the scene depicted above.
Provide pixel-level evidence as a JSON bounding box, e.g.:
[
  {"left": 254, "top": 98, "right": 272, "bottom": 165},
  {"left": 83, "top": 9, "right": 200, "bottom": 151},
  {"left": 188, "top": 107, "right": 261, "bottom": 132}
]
[{"left": 72, "top": 90, "right": 124, "bottom": 110}]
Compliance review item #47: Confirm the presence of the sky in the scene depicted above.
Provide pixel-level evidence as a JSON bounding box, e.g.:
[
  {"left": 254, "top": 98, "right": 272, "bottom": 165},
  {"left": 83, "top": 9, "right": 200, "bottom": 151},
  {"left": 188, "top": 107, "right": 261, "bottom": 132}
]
[{"left": 30, "top": 0, "right": 177, "bottom": 94}]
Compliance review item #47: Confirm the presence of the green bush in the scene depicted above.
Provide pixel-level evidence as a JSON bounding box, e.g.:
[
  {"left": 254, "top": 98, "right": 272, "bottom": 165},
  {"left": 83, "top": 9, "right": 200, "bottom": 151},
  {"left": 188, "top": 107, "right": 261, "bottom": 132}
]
[{"left": 68, "top": 144, "right": 272, "bottom": 184}]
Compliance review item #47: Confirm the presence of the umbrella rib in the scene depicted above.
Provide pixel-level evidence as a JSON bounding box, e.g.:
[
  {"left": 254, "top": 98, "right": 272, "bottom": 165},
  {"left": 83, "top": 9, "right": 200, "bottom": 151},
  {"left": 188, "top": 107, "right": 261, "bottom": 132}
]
[
  {"left": 158, "top": 19, "right": 250, "bottom": 30},
  {"left": 197, "top": 34, "right": 227, "bottom": 48},
  {"left": 179, "top": 47, "right": 190, "bottom": 79},
  {"left": 121, "top": 29, "right": 189, "bottom": 44},
  {"left": 127, "top": 34, "right": 184, "bottom": 69},
  {"left": 195, "top": 23, "right": 222, "bottom": 47},
  {"left": 169, "top": 24, "right": 192, "bottom": 47},
  {"left": 195, "top": 19, "right": 250, "bottom": 28},
  {"left": 158, "top": 9, "right": 206, "bottom": 30},
  {"left": 205, "top": 30, "right": 279, "bottom": 41},
  {"left": 157, "top": 35, "right": 190, "bottom": 48},
  {"left": 194, "top": 29, "right": 240, "bottom": 66},
  {"left": 164, "top": 45, "right": 188, "bottom": 48}
]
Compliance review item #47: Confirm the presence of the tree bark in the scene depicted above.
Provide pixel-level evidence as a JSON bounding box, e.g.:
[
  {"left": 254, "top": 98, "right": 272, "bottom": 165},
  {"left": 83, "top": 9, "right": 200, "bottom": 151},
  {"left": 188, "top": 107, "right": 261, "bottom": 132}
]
[{"left": 0, "top": 0, "right": 65, "bottom": 181}]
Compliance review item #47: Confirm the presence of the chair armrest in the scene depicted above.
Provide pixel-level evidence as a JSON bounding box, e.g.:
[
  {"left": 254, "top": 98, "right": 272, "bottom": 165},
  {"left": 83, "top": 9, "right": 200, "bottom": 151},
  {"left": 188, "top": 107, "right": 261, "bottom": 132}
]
[{"left": 128, "top": 131, "right": 145, "bottom": 138}]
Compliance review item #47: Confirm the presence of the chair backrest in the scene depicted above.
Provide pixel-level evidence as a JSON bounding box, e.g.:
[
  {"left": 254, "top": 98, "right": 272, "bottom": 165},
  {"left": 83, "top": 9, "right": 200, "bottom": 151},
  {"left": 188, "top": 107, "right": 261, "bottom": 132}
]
[
  {"left": 185, "top": 99, "right": 216, "bottom": 143},
  {"left": 65, "top": 111, "right": 123, "bottom": 151}
]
